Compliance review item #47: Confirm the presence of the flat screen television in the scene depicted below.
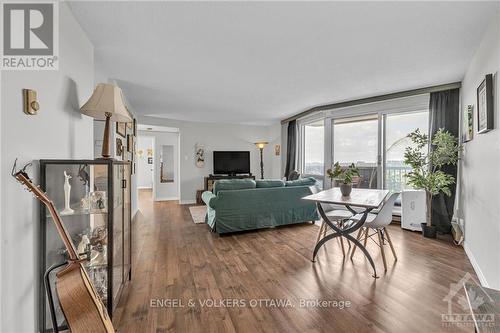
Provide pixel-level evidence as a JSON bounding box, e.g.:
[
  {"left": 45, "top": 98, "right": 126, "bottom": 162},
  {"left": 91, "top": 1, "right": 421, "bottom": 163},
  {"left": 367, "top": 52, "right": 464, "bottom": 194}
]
[{"left": 213, "top": 151, "right": 250, "bottom": 175}]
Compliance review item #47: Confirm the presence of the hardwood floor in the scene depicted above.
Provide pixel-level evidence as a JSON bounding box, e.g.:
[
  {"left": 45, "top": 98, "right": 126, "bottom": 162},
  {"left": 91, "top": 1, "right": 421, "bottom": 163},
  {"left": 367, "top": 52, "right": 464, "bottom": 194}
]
[{"left": 113, "top": 189, "right": 477, "bottom": 333}]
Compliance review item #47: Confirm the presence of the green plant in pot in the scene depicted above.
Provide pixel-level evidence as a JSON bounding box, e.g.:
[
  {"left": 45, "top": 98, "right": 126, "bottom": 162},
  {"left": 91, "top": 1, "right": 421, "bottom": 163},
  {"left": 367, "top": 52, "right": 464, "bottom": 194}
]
[
  {"left": 327, "top": 162, "right": 360, "bottom": 197},
  {"left": 403, "top": 128, "right": 461, "bottom": 238}
]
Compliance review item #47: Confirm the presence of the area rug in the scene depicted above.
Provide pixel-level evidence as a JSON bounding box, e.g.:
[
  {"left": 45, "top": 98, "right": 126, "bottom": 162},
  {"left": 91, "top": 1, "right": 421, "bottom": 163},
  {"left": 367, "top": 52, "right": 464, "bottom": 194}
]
[{"left": 189, "top": 205, "right": 206, "bottom": 224}]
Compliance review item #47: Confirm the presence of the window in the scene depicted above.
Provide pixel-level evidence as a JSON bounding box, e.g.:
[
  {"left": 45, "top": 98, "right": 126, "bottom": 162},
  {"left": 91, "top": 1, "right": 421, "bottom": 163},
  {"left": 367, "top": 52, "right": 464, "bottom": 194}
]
[
  {"left": 384, "top": 111, "right": 429, "bottom": 192},
  {"left": 296, "top": 94, "right": 430, "bottom": 193},
  {"left": 333, "top": 115, "right": 379, "bottom": 189},
  {"left": 301, "top": 120, "right": 324, "bottom": 187}
]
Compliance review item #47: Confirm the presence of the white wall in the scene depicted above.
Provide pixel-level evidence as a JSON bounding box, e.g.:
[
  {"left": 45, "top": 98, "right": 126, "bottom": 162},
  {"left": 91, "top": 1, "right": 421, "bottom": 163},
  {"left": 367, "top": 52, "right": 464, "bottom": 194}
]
[
  {"left": 138, "top": 116, "right": 282, "bottom": 203},
  {"left": 459, "top": 3, "right": 500, "bottom": 289},
  {"left": 137, "top": 135, "right": 154, "bottom": 189},
  {"left": 0, "top": 3, "right": 95, "bottom": 332}
]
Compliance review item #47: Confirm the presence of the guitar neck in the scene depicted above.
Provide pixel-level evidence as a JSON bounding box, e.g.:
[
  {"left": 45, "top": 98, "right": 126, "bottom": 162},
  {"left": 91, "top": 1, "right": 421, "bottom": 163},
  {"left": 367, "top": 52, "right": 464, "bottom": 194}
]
[{"left": 46, "top": 201, "right": 79, "bottom": 261}]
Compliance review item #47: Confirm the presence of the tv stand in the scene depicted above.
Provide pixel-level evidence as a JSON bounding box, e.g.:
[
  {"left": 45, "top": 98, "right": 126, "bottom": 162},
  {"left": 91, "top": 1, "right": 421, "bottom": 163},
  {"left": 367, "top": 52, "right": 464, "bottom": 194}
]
[{"left": 204, "top": 174, "right": 255, "bottom": 192}]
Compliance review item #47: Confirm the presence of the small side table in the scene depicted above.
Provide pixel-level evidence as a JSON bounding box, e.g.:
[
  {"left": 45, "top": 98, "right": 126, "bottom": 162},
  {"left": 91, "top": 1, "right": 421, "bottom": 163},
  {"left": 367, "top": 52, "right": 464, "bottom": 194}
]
[{"left": 196, "top": 189, "right": 204, "bottom": 205}]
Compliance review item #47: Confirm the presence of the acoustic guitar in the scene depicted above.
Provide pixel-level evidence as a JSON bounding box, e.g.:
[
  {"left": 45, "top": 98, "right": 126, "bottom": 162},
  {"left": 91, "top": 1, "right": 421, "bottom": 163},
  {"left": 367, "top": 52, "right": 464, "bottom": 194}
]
[{"left": 12, "top": 162, "right": 115, "bottom": 333}]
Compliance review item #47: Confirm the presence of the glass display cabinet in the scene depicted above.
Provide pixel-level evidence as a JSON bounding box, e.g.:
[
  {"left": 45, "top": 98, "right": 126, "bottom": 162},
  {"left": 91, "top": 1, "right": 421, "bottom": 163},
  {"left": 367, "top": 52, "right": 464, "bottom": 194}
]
[{"left": 39, "top": 159, "right": 131, "bottom": 333}]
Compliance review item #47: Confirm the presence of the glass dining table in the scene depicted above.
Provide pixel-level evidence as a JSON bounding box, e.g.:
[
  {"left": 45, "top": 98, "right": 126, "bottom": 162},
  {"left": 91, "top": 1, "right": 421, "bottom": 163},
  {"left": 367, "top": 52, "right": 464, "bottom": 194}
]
[{"left": 303, "top": 187, "right": 389, "bottom": 278}]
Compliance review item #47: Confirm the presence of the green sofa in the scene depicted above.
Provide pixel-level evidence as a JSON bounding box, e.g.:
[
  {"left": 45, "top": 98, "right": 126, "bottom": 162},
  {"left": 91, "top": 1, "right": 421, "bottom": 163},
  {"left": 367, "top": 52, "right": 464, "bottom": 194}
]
[{"left": 201, "top": 178, "right": 319, "bottom": 234}]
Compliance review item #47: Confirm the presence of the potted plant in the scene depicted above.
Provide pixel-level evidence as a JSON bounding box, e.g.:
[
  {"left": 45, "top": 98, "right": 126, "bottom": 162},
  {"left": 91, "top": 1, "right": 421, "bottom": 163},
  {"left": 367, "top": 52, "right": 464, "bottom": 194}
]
[
  {"left": 404, "top": 128, "right": 461, "bottom": 238},
  {"left": 327, "top": 162, "right": 360, "bottom": 197}
]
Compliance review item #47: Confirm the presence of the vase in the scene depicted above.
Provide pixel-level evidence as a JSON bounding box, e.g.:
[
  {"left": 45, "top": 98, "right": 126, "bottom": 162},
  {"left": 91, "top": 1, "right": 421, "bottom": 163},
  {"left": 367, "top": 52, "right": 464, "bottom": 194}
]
[{"left": 339, "top": 183, "right": 352, "bottom": 197}]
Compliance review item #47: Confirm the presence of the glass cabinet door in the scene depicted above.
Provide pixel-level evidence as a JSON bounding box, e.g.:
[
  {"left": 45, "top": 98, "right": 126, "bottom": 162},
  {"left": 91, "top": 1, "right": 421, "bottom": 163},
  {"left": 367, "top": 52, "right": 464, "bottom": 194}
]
[
  {"left": 123, "top": 163, "right": 131, "bottom": 281},
  {"left": 112, "top": 164, "right": 124, "bottom": 310}
]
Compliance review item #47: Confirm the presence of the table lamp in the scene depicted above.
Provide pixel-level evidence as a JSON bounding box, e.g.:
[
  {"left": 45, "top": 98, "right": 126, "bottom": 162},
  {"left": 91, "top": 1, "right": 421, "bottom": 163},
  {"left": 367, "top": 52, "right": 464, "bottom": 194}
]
[
  {"left": 80, "top": 83, "right": 132, "bottom": 158},
  {"left": 254, "top": 141, "right": 268, "bottom": 179}
]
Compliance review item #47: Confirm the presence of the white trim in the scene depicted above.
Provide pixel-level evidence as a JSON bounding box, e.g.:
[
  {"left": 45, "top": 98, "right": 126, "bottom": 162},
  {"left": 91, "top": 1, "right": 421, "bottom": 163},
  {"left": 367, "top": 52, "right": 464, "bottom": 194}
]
[
  {"left": 154, "top": 196, "right": 179, "bottom": 202},
  {"left": 463, "top": 241, "right": 489, "bottom": 287},
  {"left": 138, "top": 124, "right": 179, "bottom": 133},
  {"left": 180, "top": 200, "right": 196, "bottom": 205},
  {"left": 137, "top": 186, "right": 153, "bottom": 190}
]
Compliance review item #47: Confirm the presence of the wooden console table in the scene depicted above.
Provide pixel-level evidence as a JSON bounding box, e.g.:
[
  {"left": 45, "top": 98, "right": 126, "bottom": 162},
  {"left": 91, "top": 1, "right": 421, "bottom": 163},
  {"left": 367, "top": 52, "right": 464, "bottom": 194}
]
[{"left": 204, "top": 174, "right": 255, "bottom": 192}]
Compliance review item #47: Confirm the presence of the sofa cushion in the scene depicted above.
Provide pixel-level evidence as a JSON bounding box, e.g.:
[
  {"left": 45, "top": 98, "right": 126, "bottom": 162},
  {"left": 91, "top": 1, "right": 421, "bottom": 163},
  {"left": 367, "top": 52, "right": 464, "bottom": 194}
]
[
  {"left": 213, "top": 179, "right": 256, "bottom": 195},
  {"left": 255, "top": 179, "right": 285, "bottom": 188},
  {"left": 285, "top": 177, "right": 317, "bottom": 187}
]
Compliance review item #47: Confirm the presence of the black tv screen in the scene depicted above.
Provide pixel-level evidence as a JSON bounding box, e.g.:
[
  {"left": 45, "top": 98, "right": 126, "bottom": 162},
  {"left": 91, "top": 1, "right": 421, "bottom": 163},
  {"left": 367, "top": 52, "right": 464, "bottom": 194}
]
[{"left": 213, "top": 151, "right": 250, "bottom": 175}]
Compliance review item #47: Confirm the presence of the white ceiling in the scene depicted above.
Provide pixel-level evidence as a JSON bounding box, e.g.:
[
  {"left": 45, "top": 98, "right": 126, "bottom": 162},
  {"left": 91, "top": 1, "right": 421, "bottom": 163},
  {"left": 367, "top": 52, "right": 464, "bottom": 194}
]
[{"left": 68, "top": 1, "right": 497, "bottom": 125}]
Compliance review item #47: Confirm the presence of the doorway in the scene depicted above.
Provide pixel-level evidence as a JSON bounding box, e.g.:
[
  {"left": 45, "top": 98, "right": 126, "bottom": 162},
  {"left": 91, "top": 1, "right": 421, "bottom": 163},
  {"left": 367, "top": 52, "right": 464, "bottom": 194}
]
[{"left": 137, "top": 125, "right": 180, "bottom": 202}]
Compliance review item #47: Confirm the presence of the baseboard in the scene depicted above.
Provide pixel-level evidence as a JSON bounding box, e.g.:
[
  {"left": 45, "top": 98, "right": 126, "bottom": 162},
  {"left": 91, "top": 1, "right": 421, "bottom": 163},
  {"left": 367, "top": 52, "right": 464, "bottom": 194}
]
[
  {"left": 463, "top": 241, "right": 489, "bottom": 287},
  {"left": 179, "top": 200, "right": 196, "bottom": 205},
  {"left": 154, "top": 196, "right": 179, "bottom": 202}
]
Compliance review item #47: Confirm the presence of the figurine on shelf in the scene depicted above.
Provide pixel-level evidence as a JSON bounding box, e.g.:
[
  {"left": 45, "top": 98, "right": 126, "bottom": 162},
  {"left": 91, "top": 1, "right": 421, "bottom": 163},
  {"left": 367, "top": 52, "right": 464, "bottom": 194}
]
[
  {"left": 77, "top": 234, "right": 90, "bottom": 256},
  {"left": 90, "top": 227, "right": 107, "bottom": 246},
  {"left": 90, "top": 244, "right": 107, "bottom": 266},
  {"left": 80, "top": 196, "right": 90, "bottom": 210},
  {"left": 61, "top": 171, "right": 74, "bottom": 215},
  {"left": 89, "top": 191, "right": 107, "bottom": 213}
]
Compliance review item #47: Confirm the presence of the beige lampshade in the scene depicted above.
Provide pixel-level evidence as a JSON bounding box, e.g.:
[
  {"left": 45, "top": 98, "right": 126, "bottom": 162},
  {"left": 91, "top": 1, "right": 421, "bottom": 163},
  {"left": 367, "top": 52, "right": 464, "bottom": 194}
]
[{"left": 80, "top": 83, "right": 132, "bottom": 122}]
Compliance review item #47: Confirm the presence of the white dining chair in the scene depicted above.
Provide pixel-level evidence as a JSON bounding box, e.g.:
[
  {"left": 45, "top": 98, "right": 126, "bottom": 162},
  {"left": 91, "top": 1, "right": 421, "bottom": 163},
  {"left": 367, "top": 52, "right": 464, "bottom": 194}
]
[{"left": 349, "top": 192, "right": 400, "bottom": 271}]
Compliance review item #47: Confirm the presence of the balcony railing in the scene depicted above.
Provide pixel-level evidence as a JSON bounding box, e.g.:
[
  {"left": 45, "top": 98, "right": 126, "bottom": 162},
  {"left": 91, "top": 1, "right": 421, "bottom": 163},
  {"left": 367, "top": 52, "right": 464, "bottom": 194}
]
[{"left": 305, "top": 163, "right": 412, "bottom": 191}]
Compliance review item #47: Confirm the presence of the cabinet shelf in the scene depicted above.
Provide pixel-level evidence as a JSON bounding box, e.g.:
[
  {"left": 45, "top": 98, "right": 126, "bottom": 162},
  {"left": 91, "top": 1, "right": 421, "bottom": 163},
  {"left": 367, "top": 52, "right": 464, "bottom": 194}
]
[{"left": 47, "top": 208, "right": 108, "bottom": 218}]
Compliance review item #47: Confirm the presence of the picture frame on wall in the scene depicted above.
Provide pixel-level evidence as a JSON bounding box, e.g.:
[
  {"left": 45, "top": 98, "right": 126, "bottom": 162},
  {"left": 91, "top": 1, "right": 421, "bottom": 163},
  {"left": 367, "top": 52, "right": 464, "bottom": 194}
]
[
  {"left": 462, "top": 105, "right": 473, "bottom": 142},
  {"left": 116, "top": 122, "right": 126, "bottom": 137},
  {"left": 477, "top": 73, "right": 494, "bottom": 134},
  {"left": 116, "top": 138, "right": 124, "bottom": 158},
  {"left": 127, "top": 134, "right": 133, "bottom": 153}
]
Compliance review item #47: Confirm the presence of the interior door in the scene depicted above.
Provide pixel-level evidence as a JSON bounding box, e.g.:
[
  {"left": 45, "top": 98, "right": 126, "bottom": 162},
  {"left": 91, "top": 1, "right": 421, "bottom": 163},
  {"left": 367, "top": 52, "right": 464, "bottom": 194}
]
[{"left": 332, "top": 115, "right": 380, "bottom": 189}]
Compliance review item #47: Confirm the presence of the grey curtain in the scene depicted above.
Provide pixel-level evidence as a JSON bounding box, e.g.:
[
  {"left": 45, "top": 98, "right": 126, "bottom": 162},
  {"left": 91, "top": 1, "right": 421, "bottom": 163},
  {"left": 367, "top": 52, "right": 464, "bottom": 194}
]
[
  {"left": 429, "top": 88, "right": 460, "bottom": 234},
  {"left": 284, "top": 120, "right": 297, "bottom": 179}
]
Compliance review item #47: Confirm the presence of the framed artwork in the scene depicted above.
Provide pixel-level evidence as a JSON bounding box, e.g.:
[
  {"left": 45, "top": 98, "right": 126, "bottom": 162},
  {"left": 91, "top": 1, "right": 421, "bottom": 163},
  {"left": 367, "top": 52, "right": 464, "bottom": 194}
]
[
  {"left": 127, "top": 134, "right": 133, "bottom": 152},
  {"left": 462, "top": 105, "right": 473, "bottom": 142},
  {"left": 116, "top": 122, "right": 126, "bottom": 137},
  {"left": 477, "top": 74, "right": 494, "bottom": 134},
  {"left": 133, "top": 118, "right": 137, "bottom": 136},
  {"left": 148, "top": 157, "right": 153, "bottom": 164},
  {"left": 116, "top": 138, "right": 124, "bottom": 158}
]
